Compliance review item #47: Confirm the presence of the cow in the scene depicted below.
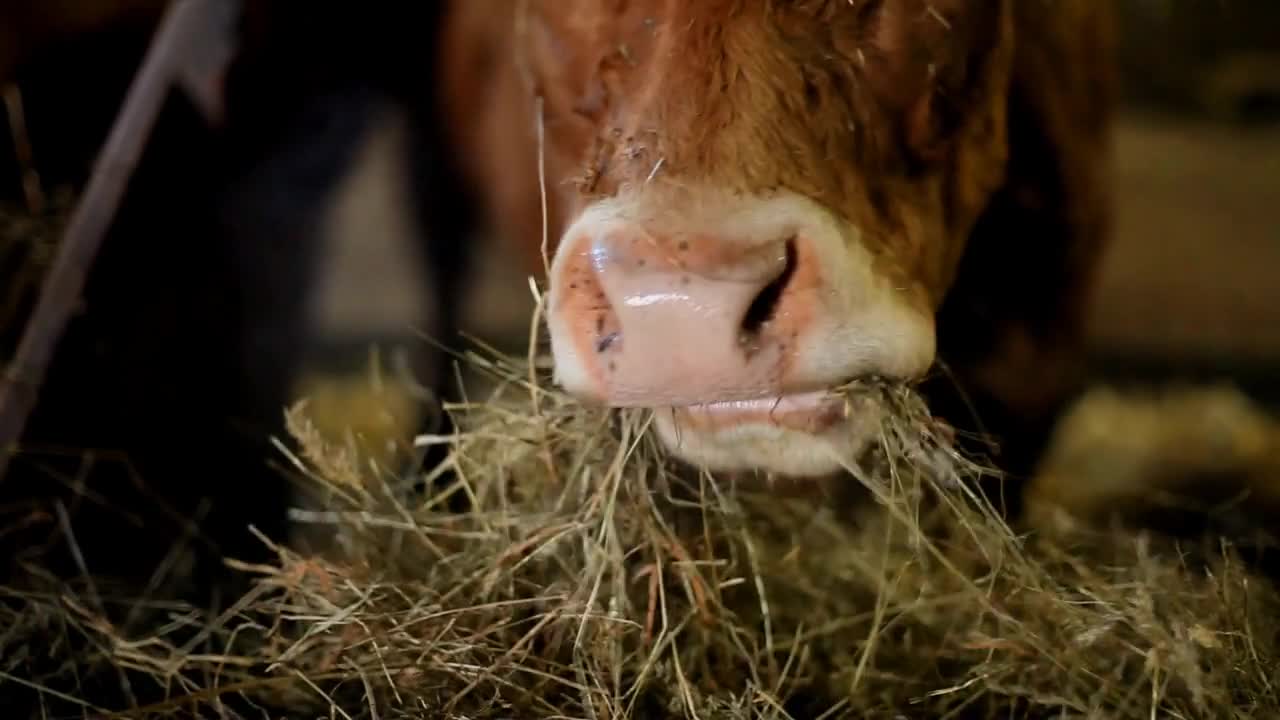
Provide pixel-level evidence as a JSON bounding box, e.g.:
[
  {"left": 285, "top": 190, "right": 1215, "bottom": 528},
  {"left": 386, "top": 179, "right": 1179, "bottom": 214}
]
[
  {"left": 1, "top": 0, "right": 1114, "bottom": 600},
  {"left": 434, "top": 0, "right": 1118, "bottom": 495}
]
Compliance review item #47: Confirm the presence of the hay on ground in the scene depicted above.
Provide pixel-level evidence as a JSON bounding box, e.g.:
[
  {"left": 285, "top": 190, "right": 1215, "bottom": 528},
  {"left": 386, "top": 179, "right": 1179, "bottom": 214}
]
[{"left": 1, "top": 324, "right": 1278, "bottom": 719}]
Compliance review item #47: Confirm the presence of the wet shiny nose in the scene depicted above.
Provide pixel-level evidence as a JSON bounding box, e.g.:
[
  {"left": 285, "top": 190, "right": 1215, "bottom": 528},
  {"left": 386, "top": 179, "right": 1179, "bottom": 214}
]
[{"left": 547, "top": 223, "right": 812, "bottom": 407}]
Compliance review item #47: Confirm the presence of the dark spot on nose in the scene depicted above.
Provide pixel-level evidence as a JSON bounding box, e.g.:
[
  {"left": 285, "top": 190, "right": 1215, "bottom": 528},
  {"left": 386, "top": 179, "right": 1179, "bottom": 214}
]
[
  {"left": 597, "top": 332, "right": 620, "bottom": 353},
  {"left": 569, "top": 282, "right": 578, "bottom": 289},
  {"left": 677, "top": 239, "right": 689, "bottom": 251},
  {"left": 596, "top": 314, "right": 606, "bottom": 333},
  {"left": 637, "top": 258, "right": 646, "bottom": 267}
]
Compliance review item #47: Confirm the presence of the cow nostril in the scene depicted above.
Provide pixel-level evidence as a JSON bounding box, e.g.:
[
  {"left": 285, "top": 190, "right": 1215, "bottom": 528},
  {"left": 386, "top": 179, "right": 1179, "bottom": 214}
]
[
  {"left": 596, "top": 331, "right": 620, "bottom": 353},
  {"left": 739, "top": 236, "right": 797, "bottom": 344}
]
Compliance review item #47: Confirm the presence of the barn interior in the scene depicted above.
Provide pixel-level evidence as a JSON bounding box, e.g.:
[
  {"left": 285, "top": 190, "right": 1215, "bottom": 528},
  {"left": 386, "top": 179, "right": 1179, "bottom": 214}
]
[{"left": 1, "top": 2, "right": 1279, "bottom": 718}]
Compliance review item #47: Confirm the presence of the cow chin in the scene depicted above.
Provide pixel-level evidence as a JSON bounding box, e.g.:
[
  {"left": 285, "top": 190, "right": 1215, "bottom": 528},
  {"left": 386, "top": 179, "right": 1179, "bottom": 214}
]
[{"left": 648, "top": 391, "right": 888, "bottom": 478}]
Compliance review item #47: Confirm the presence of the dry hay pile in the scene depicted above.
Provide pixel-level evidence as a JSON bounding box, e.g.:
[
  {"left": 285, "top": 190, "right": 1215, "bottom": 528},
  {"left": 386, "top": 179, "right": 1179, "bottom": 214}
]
[{"left": 1, "top": 327, "right": 1278, "bottom": 719}]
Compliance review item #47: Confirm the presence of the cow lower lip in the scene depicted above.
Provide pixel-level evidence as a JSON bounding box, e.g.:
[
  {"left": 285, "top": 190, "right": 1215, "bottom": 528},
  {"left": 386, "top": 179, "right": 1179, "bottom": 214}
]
[{"left": 669, "top": 390, "right": 849, "bottom": 433}]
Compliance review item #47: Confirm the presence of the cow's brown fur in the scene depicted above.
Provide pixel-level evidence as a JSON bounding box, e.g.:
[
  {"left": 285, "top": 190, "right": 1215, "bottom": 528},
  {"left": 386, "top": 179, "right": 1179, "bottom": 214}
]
[{"left": 438, "top": 0, "right": 1116, "bottom": 483}]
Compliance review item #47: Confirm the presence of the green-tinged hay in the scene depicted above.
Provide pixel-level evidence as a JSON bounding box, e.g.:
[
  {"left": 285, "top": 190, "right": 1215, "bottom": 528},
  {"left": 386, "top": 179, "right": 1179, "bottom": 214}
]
[{"left": 2, "top": 338, "right": 1279, "bottom": 719}]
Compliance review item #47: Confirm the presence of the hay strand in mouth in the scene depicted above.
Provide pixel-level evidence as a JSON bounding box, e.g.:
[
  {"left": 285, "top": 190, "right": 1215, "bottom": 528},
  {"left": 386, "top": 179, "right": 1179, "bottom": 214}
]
[{"left": 0, "top": 336, "right": 1277, "bottom": 719}]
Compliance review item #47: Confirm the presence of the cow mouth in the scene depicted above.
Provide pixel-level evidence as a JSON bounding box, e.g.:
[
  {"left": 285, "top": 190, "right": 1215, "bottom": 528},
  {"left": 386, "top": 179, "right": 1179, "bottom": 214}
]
[
  {"left": 647, "top": 383, "right": 889, "bottom": 478},
  {"left": 666, "top": 389, "right": 852, "bottom": 435}
]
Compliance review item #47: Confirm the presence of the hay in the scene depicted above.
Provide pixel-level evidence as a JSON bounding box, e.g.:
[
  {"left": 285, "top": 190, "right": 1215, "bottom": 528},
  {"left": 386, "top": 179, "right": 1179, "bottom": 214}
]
[
  {"left": 2, "top": 323, "right": 1278, "bottom": 719},
  {"left": 1027, "top": 384, "right": 1280, "bottom": 540}
]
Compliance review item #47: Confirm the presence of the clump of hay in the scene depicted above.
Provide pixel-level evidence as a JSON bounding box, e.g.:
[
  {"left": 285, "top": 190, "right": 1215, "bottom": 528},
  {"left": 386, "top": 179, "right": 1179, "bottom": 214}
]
[
  {"left": 1028, "top": 383, "right": 1280, "bottom": 541},
  {"left": 290, "top": 349, "right": 433, "bottom": 472},
  {"left": 2, "top": 331, "right": 1279, "bottom": 718}
]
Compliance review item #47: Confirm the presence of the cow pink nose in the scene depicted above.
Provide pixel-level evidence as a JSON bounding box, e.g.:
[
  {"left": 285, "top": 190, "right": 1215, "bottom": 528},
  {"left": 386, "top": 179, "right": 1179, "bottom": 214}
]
[{"left": 549, "top": 225, "right": 817, "bottom": 407}]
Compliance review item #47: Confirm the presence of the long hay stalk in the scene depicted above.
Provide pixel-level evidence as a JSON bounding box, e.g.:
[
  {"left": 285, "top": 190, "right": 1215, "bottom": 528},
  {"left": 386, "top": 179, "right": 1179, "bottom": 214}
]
[{"left": 2, "top": 332, "right": 1278, "bottom": 719}]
